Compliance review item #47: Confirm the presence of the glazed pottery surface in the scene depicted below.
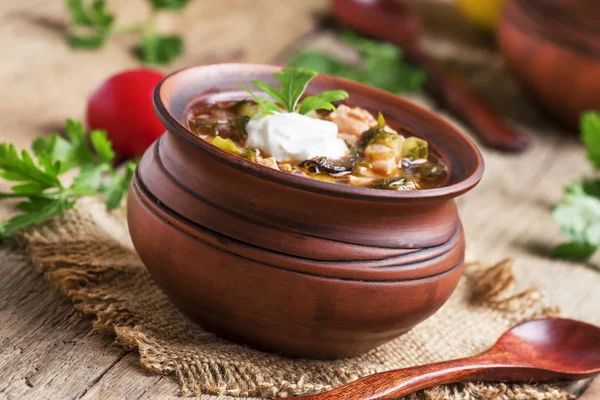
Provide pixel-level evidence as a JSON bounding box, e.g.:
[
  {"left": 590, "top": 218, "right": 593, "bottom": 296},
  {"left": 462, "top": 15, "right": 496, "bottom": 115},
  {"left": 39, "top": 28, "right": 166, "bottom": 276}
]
[
  {"left": 127, "top": 63, "right": 484, "bottom": 359},
  {"left": 498, "top": 0, "right": 600, "bottom": 131}
]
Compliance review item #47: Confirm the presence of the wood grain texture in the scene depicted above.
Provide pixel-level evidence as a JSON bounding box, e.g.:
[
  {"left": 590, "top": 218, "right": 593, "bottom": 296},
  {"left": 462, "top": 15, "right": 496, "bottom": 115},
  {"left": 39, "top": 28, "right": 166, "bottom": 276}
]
[{"left": 0, "top": 0, "right": 599, "bottom": 398}]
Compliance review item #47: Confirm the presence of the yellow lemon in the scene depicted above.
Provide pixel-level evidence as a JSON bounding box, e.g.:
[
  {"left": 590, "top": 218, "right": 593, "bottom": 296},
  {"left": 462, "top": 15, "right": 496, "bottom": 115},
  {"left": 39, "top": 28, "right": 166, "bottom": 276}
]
[{"left": 455, "top": 0, "right": 508, "bottom": 30}]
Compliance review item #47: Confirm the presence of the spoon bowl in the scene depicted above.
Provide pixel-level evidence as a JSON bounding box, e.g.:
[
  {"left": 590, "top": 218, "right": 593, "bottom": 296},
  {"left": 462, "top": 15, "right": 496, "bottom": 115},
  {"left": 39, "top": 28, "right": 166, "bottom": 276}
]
[
  {"left": 497, "top": 318, "right": 600, "bottom": 377},
  {"left": 293, "top": 318, "right": 600, "bottom": 399}
]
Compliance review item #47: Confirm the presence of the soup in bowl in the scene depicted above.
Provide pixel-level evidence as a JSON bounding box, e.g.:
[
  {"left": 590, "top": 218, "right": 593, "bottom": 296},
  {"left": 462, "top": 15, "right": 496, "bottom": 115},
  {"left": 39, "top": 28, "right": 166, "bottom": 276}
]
[{"left": 128, "top": 64, "right": 484, "bottom": 358}]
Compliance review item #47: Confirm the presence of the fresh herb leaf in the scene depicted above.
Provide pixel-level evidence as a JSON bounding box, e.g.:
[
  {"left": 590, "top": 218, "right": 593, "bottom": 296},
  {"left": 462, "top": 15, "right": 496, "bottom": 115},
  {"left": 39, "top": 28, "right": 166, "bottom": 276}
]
[
  {"left": 298, "top": 90, "right": 349, "bottom": 115},
  {"left": 66, "top": 0, "right": 114, "bottom": 49},
  {"left": 137, "top": 34, "right": 183, "bottom": 65},
  {"left": 67, "top": 33, "right": 108, "bottom": 49},
  {"left": 582, "top": 111, "right": 600, "bottom": 170},
  {"left": 553, "top": 112, "right": 600, "bottom": 262},
  {"left": 0, "top": 144, "right": 61, "bottom": 189},
  {"left": 552, "top": 241, "right": 597, "bottom": 261},
  {"left": 65, "top": 0, "right": 189, "bottom": 64},
  {"left": 289, "top": 30, "right": 427, "bottom": 95},
  {"left": 67, "top": 0, "right": 114, "bottom": 28},
  {"left": 250, "top": 68, "right": 317, "bottom": 113},
  {"left": 239, "top": 67, "right": 349, "bottom": 115},
  {"left": 102, "top": 162, "right": 136, "bottom": 209},
  {"left": 237, "top": 83, "right": 281, "bottom": 115},
  {"left": 0, "top": 197, "right": 73, "bottom": 238},
  {"left": 148, "top": 0, "right": 190, "bottom": 11},
  {"left": 0, "top": 120, "right": 136, "bottom": 238},
  {"left": 89, "top": 130, "right": 115, "bottom": 162}
]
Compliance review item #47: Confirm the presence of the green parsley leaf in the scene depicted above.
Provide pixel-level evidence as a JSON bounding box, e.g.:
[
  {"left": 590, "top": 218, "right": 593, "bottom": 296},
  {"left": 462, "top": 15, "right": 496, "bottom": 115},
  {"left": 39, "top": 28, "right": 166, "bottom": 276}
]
[
  {"left": 553, "top": 111, "right": 600, "bottom": 262},
  {"left": 33, "top": 119, "right": 98, "bottom": 173},
  {"left": 250, "top": 68, "right": 318, "bottom": 113},
  {"left": 289, "top": 30, "right": 427, "bottom": 95},
  {"left": 89, "top": 130, "right": 115, "bottom": 163},
  {"left": 102, "top": 162, "right": 136, "bottom": 209},
  {"left": 239, "top": 67, "right": 349, "bottom": 115},
  {"left": 298, "top": 90, "right": 349, "bottom": 115},
  {"left": 66, "top": 0, "right": 114, "bottom": 49},
  {"left": 67, "top": 33, "right": 108, "bottom": 49},
  {"left": 137, "top": 34, "right": 183, "bottom": 65},
  {"left": 553, "top": 180, "right": 600, "bottom": 261},
  {"left": 147, "top": 0, "right": 190, "bottom": 11},
  {"left": 0, "top": 197, "right": 73, "bottom": 238},
  {"left": 0, "top": 120, "right": 137, "bottom": 238},
  {"left": 582, "top": 111, "right": 600, "bottom": 170},
  {"left": 0, "top": 144, "right": 61, "bottom": 189},
  {"left": 552, "top": 241, "right": 597, "bottom": 261},
  {"left": 237, "top": 83, "right": 281, "bottom": 115}
]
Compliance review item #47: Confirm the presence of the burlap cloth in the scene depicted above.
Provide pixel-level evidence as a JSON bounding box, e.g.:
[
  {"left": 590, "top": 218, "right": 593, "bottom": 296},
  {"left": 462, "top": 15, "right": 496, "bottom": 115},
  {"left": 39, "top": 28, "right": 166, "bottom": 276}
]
[{"left": 15, "top": 197, "right": 573, "bottom": 399}]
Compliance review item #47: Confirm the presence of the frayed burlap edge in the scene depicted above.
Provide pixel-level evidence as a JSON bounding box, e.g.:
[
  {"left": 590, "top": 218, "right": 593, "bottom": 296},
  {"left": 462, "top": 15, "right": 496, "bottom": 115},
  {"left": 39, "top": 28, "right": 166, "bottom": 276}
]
[{"left": 15, "top": 200, "right": 573, "bottom": 399}]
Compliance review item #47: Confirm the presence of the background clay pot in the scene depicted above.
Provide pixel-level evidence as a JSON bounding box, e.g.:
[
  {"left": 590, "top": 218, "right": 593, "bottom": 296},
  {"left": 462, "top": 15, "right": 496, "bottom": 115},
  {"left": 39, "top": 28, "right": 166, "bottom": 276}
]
[
  {"left": 127, "top": 63, "right": 484, "bottom": 359},
  {"left": 498, "top": 0, "right": 600, "bottom": 132}
]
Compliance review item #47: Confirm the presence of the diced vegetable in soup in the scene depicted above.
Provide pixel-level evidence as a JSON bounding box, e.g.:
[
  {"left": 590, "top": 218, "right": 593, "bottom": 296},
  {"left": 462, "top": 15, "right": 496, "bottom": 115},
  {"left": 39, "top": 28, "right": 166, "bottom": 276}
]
[{"left": 187, "top": 68, "right": 447, "bottom": 190}]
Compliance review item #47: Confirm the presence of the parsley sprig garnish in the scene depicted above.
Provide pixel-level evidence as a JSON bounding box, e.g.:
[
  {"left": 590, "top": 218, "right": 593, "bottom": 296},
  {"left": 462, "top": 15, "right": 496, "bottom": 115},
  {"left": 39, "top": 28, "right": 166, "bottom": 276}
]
[
  {"left": 66, "top": 0, "right": 188, "bottom": 65},
  {"left": 0, "top": 120, "right": 136, "bottom": 238},
  {"left": 553, "top": 111, "right": 600, "bottom": 262},
  {"left": 238, "top": 67, "right": 349, "bottom": 116},
  {"left": 290, "top": 30, "right": 427, "bottom": 95}
]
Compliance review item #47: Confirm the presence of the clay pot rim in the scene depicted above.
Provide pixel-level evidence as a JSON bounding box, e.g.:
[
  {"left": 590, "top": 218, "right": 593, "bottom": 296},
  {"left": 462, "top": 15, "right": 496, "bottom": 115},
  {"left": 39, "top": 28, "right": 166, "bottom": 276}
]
[{"left": 154, "top": 63, "right": 484, "bottom": 201}]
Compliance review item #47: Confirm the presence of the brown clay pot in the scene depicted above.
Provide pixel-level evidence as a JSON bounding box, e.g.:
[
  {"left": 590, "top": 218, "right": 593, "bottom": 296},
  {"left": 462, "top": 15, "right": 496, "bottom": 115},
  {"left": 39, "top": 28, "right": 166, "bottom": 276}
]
[
  {"left": 127, "top": 63, "right": 484, "bottom": 359},
  {"left": 498, "top": 0, "right": 600, "bottom": 132}
]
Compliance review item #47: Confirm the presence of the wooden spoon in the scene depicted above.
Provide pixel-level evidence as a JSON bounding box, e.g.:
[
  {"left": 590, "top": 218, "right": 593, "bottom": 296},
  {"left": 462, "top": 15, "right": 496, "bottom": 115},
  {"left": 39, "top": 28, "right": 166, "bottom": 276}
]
[
  {"left": 331, "top": 0, "right": 529, "bottom": 152},
  {"left": 285, "top": 318, "right": 600, "bottom": 400}
]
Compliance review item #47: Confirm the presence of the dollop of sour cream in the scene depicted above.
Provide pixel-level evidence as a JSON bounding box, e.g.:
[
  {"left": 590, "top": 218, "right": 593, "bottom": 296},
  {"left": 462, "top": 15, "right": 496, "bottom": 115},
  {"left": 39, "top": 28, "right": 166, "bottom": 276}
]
[{"left": 245, "top": 112, "right": 349, "bottom": 162}]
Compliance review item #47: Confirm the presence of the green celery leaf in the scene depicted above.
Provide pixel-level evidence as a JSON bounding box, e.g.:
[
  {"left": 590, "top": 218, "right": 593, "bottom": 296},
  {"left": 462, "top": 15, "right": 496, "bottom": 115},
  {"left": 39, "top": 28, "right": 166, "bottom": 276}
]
[
  {"left": 137, "top": 34, "right": 183, "bottom": 65},
  {"left": 237, "top": 83, "right": 281, "bottom": 115},
  {"left": 298, "top": 90, "right": 349, "bottom": 115},
  {"left": 89, "top": 130, "right": 115, "bottom": 163},
  {"left": 101, "top": 162, "right": 136, "bottom": 209},
  {"left": 251, "top": 67, "right": 318, "bottom": 113},
  {"left": 0, "top": 144, "right": 60, "bottom": 188},
  {"left": 0, "top": 197, "right": 72, "bottom": 238},
  {"left": 581, "top": 111, "right": 600, "bottom": 170},
  {"left": 552, "top": 241, "right": 597, "bottom": 261},
  {"left": 147, "top": 0, "right": 190, "bottom": 11}
]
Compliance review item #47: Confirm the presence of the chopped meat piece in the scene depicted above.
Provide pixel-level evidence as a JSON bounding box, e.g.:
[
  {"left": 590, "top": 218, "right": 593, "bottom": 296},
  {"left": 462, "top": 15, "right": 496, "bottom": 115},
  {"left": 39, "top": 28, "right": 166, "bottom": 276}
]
[
  {"left": 279, "top": 163, "right": 293, "bottom": 172},
  {"left": 258, "top": 157, "right": 280, "bottom": 170},
  {"left": 327, "top": 105, "right": 378, "bottom": 138}
]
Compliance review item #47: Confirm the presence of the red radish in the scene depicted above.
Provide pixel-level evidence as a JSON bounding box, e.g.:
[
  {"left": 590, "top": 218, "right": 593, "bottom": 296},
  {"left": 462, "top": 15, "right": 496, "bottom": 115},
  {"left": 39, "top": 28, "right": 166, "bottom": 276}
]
[{"left": 86, "top": 69, "right": 166, "bottom": 157}]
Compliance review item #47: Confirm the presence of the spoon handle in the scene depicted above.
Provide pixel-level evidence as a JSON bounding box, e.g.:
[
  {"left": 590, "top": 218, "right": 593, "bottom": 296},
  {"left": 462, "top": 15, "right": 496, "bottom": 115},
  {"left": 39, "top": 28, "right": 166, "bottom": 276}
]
[
  {"left": 288, "top": 353, "right": 527, "bottom": 400},
  {"left": 409, "top": 50, "right": 529, "bottom": 152}
]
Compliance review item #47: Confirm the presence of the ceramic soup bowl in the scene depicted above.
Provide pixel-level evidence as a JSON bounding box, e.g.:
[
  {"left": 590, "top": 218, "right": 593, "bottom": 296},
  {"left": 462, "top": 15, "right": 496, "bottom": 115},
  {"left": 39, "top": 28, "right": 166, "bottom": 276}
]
[{"left": 127, "top": 63, "right": 484, "bottom": 359}]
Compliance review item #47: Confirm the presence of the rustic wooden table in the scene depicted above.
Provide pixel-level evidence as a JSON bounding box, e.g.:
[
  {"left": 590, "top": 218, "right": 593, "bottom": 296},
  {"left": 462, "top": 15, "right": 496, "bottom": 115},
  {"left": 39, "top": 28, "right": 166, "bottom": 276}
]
[{"left": 0, "top": 0, "right": 598, "bottom": 399}]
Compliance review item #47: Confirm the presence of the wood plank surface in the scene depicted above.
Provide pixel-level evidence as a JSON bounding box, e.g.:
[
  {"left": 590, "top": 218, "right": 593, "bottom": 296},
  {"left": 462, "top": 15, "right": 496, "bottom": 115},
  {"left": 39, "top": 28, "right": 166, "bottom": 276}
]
[{"left": 0, "top": 0, "right": 598, "bottom": 399}]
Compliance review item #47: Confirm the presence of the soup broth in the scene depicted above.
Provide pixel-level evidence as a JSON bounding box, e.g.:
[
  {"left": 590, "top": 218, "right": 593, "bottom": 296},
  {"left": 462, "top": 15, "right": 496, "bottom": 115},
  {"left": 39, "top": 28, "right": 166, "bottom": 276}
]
[{"left": 188, "top": 100, "right": 448, "bottom": 190}]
